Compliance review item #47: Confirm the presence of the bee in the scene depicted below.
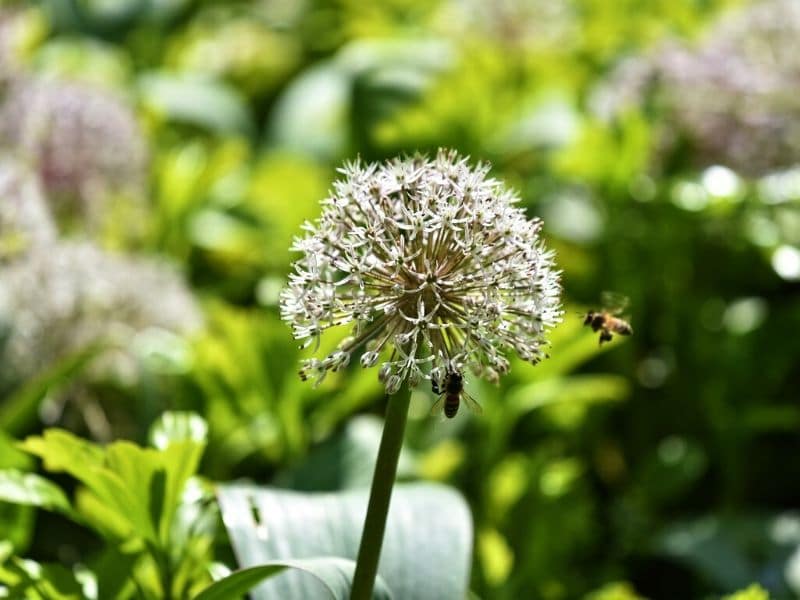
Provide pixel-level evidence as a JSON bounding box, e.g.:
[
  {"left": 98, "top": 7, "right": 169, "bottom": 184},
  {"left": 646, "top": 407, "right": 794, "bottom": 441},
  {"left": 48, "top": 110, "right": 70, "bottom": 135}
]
[
  {"left": 583, "top": 291, "right": 633, "bottom": 345},
  {"left": 430, "top": 369, "right": 483, "bottom": 418}
]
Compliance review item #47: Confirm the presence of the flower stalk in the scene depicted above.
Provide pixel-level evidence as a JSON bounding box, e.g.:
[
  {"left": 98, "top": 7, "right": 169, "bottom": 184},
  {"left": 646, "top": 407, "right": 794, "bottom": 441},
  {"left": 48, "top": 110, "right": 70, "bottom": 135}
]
[{"left": 351, "top": 388, "right": 411, "bottom": 600}]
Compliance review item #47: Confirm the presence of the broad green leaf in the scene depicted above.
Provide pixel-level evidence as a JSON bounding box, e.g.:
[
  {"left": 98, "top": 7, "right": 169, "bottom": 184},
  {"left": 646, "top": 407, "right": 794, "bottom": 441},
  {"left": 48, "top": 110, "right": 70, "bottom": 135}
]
[
  {"left": 0, "top": 469, "right": 74, "bottom": 517},
  {"left": 20, "top": 427, "right": 205, "bottom": 545},
  {"left": 19, "top": 432, "right": 144, "bottom": 538},
  {"left": 158, "top": 441, "right": 206, "bottom": 542},
  {"left": 275, "top": 416, "right": 416, "bottom": 491},
  {"left": 217, "top": 482, "right": 472, "bottom": 600},
  {"left": 265, "top": 62, "right": 349, "bottom": 160},
  {"left": 195, "top": 557, "right": 392, "bottom": 600},
  {"left": 103, "top": 442, "right": 165, "bottom": 541},
  {"left": 74, "top": 487, "right": 135, "bottom": 544},
  {"left": 86, "top": 545, "right": 139, "bottom": 600},
  {"left": 139, "top": 72, "right": 255, "bottom": 136},
  {"left": 266, "top": 39, "right": 450, "bottom": 160},
  {"left": 19, "top": 430, "right": 106, "bottom": 483},
  {"left": 507, "top": 374, "right": 630, "bottom": 413},
  {"left": 655, "top": 513, "right": 800, "bottom": 595}
]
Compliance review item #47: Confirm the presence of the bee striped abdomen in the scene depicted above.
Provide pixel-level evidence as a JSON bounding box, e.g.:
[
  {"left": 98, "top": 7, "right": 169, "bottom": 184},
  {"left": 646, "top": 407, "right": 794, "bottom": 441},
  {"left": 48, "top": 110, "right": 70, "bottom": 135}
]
[{"left": 444, "top": 395, "right": 459, "bottom": 418}]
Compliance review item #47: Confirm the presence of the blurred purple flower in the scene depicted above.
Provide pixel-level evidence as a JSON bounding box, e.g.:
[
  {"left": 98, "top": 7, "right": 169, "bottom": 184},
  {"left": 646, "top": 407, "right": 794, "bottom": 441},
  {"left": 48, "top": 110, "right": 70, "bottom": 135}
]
[
  {"left": 0, "top": 75, "right": 148, "bottom": 216},
  {"left": 595, "top": 0, "right": 800, "bottom": 176}
]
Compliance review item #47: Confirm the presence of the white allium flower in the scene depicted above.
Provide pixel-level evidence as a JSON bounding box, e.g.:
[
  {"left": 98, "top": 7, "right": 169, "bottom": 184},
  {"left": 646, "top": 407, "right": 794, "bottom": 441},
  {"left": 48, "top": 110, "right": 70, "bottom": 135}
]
[
  {"left": 0, "top": 75, "right": 148, "bottom": 213},
  {"left": 280, "top": 149, "right": 562, "bottom": 393},
  {"left": 0, "top": 241, "right": 202, "bottom": 383},
  {"left": 595, "top": 0, "right": 800, "bottom": 176},
  {"left": 0, "top": 157, "right": 56, "bottom": 262}
]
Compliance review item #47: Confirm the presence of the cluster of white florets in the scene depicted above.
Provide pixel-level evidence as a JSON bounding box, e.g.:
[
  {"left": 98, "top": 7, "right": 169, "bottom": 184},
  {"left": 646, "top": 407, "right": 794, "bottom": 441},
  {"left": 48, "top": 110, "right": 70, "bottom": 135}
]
[
  {"left": 280, "top": 149, "right": 562, "bottom": 394},
  {"left": 0, "top": 241, "right": 202, "bottom": 383},
  {"left": 0, "top": 76, "right": 148, "bottom": 209}
]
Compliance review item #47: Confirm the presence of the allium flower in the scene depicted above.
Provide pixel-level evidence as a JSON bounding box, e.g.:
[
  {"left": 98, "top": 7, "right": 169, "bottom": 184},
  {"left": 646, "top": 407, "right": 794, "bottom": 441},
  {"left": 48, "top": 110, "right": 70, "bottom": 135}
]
[
  {"left": 0, "top": 11, "right": 19, "bottom": 79},
  {"left": 0, "top": 157, "right": 56, "bottom": 262},
  {"left": 0, "top": 75, "right": 148, "bottom": 214},
  {"left": 280, "top": 149, "right": 562, "bottom": 394},
  {"left": 449, "top": 0, "right": 577, "bottom": 51},
  {"left": 0, "top": 241, "right": 202, "bottom": 383},
  {"left": 595, "top": 0, "right": 800, "bottom": 176}
]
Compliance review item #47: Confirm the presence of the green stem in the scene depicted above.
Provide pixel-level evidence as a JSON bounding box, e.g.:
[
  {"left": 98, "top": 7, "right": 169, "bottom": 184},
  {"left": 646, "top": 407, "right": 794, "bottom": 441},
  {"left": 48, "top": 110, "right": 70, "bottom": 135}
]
[{"left": 351, "top": 388, "right": 411, "bottom": 600}]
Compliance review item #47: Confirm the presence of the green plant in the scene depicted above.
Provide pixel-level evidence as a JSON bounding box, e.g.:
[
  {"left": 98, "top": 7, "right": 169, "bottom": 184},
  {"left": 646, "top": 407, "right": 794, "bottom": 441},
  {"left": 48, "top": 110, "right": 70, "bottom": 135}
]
[{"left": 0, "top": 412, "right": 213, "bottom": 599}]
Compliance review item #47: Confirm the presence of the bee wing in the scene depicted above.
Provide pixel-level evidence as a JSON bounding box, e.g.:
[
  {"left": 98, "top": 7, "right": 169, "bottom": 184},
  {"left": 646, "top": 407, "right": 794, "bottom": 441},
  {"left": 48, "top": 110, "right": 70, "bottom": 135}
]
[
  {"left": 429, "top": 394, "right": 446, "bottom": 417},
  {"left": 600, "top": 291, "right": 630, "bottom": 315},
  {"left": 461, "top": 390, "right": 483, "bottom": 415}
]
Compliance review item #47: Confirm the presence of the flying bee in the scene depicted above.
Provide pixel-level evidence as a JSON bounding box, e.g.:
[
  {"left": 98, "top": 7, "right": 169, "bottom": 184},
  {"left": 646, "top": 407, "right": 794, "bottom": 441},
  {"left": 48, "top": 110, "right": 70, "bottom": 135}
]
[
  {"left": 583, "top": 291, "right": 633, "bottom": 345},
  {"left": 430, "top": 369, "right": 483, "bottom": 418}
]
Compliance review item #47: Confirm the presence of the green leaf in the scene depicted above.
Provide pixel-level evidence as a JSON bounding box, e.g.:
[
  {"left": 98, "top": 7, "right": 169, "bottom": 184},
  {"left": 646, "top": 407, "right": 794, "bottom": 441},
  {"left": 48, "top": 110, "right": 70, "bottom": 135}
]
[
  {"left": 0, "top": 556, "right": 87, "bottom": 600},
  {"left": 0, "top": 470, "right": 74, "bottom": 517},
  {"left": 139, "top": 72, "right": 255, "bottom": 136},
  {"left": 194, "top": 557, "right": 392, "bottom": 600},
  {"left": 20, "top": 427, "right": 205, "bottom": 546},
  {"left": 655, "top": 513, "right": 800, "bottom": 593},
  {"left": 275, "top": 416, "right": 416, "bottom": 491},
  {"left": 0, "top": 346, "right": 100, "bottom": 435},
  {"left": 508, "top": 374, "right": 630, "bottom": 413},
  {"left": 0, "top": 432, "right": 35, "bottom": 552},
  {"left": 19, "top": 430, "right": 106, "bottom": 483},
  {"left": 265, "top": 62, "right": 350, "bottom": 160},
  {"left": 724, "top": 584, "right": 771, "bottom": 600},
  {"left": 87, "top": 546, "right": 139, "bottom": 600},
  {"left": 216, "top": 482, "right": 472, "bottom": 600}
]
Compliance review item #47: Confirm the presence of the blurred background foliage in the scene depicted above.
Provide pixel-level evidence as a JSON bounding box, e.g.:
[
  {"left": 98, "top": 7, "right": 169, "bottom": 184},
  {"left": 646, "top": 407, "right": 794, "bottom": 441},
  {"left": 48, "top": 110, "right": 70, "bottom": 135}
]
[{"left": 1, "top": 0, "right": 799, "bottom": 598}]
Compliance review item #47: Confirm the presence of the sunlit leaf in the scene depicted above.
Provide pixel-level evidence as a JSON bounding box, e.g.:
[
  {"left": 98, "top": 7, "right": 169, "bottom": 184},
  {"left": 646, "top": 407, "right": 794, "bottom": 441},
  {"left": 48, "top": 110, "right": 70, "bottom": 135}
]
[
  {"left": 139, "top": 72, "right": 255, "bottom": 135},
  {"left": 195, "top": 557, "right": 392, "bottom": 600},
  {"left": 19, "top": 428, "right": 205, "bottom": 545},
  {"left": 0, "top": 470, "right": 74, "bottom": 517},
  {"left": 217, "top": 482, "right": 472, "bottom": 600},
  {"left": 507, "top": 374, "right": 630, "bottom": 414},
  {"left": 0, "top": 556, "right": 87, "bottom": 600}
]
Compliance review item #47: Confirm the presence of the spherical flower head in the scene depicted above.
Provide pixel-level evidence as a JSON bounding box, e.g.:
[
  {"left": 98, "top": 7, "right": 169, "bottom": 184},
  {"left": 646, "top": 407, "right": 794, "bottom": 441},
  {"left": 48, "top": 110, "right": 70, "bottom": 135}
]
[
  {"left": 0, "top": 75, "right": 148, "bottom": 214},
  {"left": 280, "top": 149, "right": 562, "bottom": 394},
  {"left": 595, "top": 0, "right": 800, "bottom": 176},
  {"left": 0, "top": 241, "right": 203, "bottom": 385}
]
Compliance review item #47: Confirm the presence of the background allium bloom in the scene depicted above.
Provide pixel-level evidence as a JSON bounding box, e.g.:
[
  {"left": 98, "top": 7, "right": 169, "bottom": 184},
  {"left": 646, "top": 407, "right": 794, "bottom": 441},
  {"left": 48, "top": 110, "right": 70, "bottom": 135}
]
[
  {"left": 0, "top": 75, "right": 148, "bottom": 212},
  {"left": 0, "top": 241, "right": 202, "bottom": 384},
  {"left": 280, "top": 150, "right": 562, "bottom": 394},
  {"left": 0, "top": 157, "right": 56, "bottom": 262},
  {"left": 595, "top": 0, "right": 800, "bottom": 176}
]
